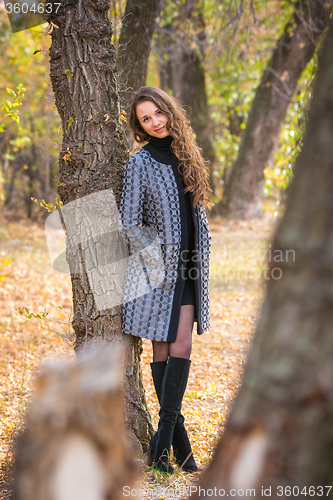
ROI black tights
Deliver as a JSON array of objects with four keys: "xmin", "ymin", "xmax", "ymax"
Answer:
[{"xmin": 152, "ymin": 305, "xmax": 195, "ymax": 361}]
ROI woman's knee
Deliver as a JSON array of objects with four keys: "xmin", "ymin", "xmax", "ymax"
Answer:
[
  {"xmin": 170, "ymin": 337, "xmax": 192, "ymax": 359},
  {"xmin": 152, "ymin": 341, "xmax": 169, "ymax": 362}
]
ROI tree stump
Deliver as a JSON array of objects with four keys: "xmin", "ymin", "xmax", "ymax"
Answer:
[{"xmin": 14, "ymin": 343, "xmax": 137, "ymax": 500}]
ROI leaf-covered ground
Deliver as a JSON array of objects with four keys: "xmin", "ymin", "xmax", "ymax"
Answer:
[{"xmin": 0, "ymin": 211, "xmax": 278, "ymax": 499}]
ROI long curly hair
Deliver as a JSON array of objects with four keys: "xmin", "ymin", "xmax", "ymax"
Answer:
[{"xmin": 129, "ymin": 86, "xmax": 213, "ymax": 209}]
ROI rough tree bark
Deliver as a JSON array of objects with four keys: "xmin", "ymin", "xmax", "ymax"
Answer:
[
  {"xmin": 216, "ymin": 0, "xmax": 332, "ymax": 219},
  {"xmin": 117, "ymin": 0, "xmax": 161, "ymax": 114},
  {"xmin": 46, "ymin": 0, "xmax": 153, "ymax": 453},
  {"xmin": 158, "ymin": 0, "xmax": 216, "ymax": 188},
  {"xmin": 192, "ymin": 17, "xmax": 333, "ymax": 498}
]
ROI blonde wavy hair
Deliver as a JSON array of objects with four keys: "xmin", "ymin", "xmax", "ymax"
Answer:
[{"xmin": 129, "ymin": 86, "xmax": 213, "ymax": 209}]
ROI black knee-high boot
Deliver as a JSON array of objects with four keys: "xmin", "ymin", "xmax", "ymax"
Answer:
[
  {"xmin": 146, "ymin": 360, "xmax": 166, "ymax": 467},
  {"xmin": 153, "ymin": 356, "xmax": 191, "ymax": 473},
  {"xmin": 172, "ymin": 413, "xmax": 198, "ymax": 472},
  {"xmin": 147, "ymin": 360, "xmax": 197, "ymax": 472}
]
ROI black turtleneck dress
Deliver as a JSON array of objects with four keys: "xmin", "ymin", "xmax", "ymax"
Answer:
[{"xmin": 143, "ymin": 135, "xmax": 198, "ymax": 341}]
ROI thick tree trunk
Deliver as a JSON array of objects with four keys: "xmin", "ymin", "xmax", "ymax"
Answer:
[
  {"xmin": 192, "ymin": 17, "xmax": 333, "ymax": 498},
  {"xmin": 217, "ymin": 0, "xmax": 332, "ymax": 219},
  {"xmin": 117, "ymin": 0, "xmax": 161, "ymax": 114},
  {"xmin": 46, "ymin": 0, "xmax": 153, "ymax": 453},
  {"xmin": 158, "ymin": 0, "xmax": 216, "ymax": 190}
]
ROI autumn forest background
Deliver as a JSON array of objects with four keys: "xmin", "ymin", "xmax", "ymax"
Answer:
[
  {"xmin": 1, "ymin": 0, "xmax": 333, "ymax": 498},
  {"xmin": 0, "ymin": 0, "xmax": 318, "ymax": 217}
]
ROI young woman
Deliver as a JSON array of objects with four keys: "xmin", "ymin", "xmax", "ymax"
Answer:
[{"xmin": 120, "ymin": 86, "xmax": 212, "ymax": 473}]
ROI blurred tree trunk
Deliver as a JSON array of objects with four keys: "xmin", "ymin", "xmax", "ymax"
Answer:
[
  {"xmin": 158, "ymin": 0, "xmax": 216, "ymax": 192},
  {"xmin": 117, "ymin": 0, "xmax": 161, "ymax": 120},
  {"xmin": 192, "ymin": 17, "xmax": 333, "ymax": 496},
  {"xmin": 4, "ymin": 162, "xmax": 20, "ymax": 208},
  {"xmin": 216, "ymin": 0, "xmax": 332, "ymax": 219},
  {"xmin": 25, "ymin": 120, "xmax": 41, "ymax": 218},
  {"xmin": 46, "ymin": 0, "xmax": 153, "ymax": 453},
  {"xmin": 24, "ymin": 146, "xmax": 36, "ymax": 219},
  {"xmin": 44, "ymin": 85, "xmax": 53, "ymax": 195}
]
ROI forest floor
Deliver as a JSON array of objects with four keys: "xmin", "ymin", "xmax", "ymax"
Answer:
[{"xmin": 0, "ymin": 207, "xmax": 279, "ymax": 499}]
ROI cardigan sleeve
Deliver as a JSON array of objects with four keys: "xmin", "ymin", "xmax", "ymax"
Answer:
[
  {"xmin": 119, "ymin": 154, "xmax": 165, "ymax": 288},
  {"xmin": 120, "ymin": 155, "xmax": 149, "ymax": 252}
]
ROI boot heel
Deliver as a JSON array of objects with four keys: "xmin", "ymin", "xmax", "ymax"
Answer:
[
  {"xmin": 146, "ymin": 445, "xmax": 154, "ymax": 466},
  {"xmin": 147, "ymin": 432, "xmax": 158, "ymax": 466}
]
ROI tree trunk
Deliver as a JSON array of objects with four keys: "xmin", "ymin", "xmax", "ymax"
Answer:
[
  {"xmin": 158, "ymin": 0, "xmax": 216, "ymax": 190},
  {"xmin": 46, "ymin": 0, "xmax": 153, "ymax": 453},
  {"xmin": 4, "ymin": 161, "xmax": 20, "ymax": 208},
  {"xmin": 117, "ymin": 0, "xmax": 161, "ymax": 116},
  {"xmin": 191, "ymin": 17, "xmax": 333, "ymax": 497},
  {"xmin": 217, "ymin": 0, "xmax": 332, "ymax": 219},
  {"xmin": 14, "ymin": 344, "xmax": 137, "ymax": 500},
  {"xmin": 25, "ymin": 121, "xmax": 40, "ymax": 219}
]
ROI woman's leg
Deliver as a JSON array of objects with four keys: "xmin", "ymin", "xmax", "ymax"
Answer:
[
  {"xmin": 150, "ymin": 304, "xmax": 194, "ymax": 404},
  {"xmin": 152, "ymin": 304, "xmax": 195, "ymax": 360},
  {"xmin": 168, "ymin": 304, "xmax": 197, "ymax": 471},
  {"xmin": 150, "ymin": 305, "xmax": 197, "ymax": 472},
  {"xmin": 169, "ymin": 305, "xmax": 195, "ymax": 359}
]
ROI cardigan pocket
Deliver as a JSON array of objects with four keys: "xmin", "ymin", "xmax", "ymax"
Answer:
[
  {"xmin": 202, "ymin": 217, "xmax": 211, "ymax": 239},
  {"xmin": 201, "ymin": 217, "xmax": 210, "ymax": 231}
]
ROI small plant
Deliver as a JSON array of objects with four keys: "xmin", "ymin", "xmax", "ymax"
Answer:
[
  {"xmin": 17, "ymin": 307, "xmax": 48, "ymax": 320},
  {"xmin": 0, "ymin": 84, "xmax": 25, "ymax": 124},
  {"xmin": 15, "ymin": 306, "xmax": 74, "ymax": 345},
  {"xmin": 31, "ymin": 197, "xmax": 63, "ymax": 213}
]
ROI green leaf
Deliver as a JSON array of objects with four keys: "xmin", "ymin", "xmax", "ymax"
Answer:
[{"xmin": 4, "ymin": 153, "xmax": 15, "ymax": 160}]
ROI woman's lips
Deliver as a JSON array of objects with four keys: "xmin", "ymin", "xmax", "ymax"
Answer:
[{"xmin": 155, "ymin": 126, "xmax": 165, "ymax": 133}]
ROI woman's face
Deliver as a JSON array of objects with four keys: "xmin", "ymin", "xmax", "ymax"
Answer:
[{"xmin": 136, "ymin": 100, "xmax": 169, "ymax": 138}]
